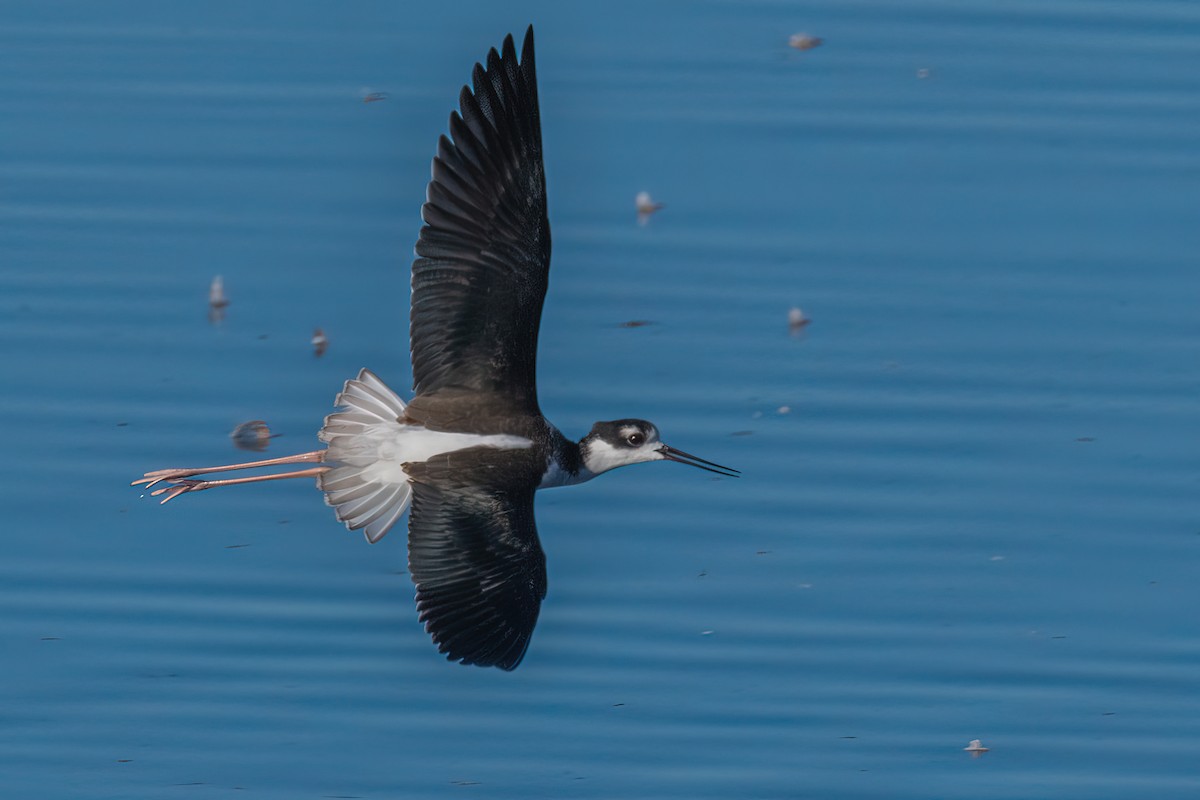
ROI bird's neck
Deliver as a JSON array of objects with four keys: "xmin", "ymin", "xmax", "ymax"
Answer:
[{"xmin": 537, "ymin": 434, "xmax": 591, "ymax": 489}]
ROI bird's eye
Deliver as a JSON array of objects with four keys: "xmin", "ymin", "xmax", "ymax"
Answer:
[{"xmin": 627, "ymin": 433, "xmax": 645, "ymax": 447}]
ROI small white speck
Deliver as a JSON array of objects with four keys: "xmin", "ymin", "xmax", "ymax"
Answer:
[
  {"xmin": 788, "ymin": 306, "xmax": 810, "ymax": 334},
  {"xmin": 635, "ymin": 191, "xmax": 665, "ymax": 224},
  {"xmin": 700, "ymin": 630, "xmax": 715, "ymax": 636},
  {"xmin": 990, "ymin": 555, "xmax": 1005, "ymax": 562},
  {"xmin": 777, "ymin": 406, "xmax": 791, "ymax": 415},
  {"xmin": 311, "ymin": 327, "xmax": 328, "ymax": 357},
  {"xmin": 208, "ymin": 275, "xmax": 229, "ymax": 323},
  {"xmin": 916, "ymin": 67, "xmax": 932, "ymax": 79},
  {"xmin": 964, "ymin": 739, "xmax": 989, "ymax": 757},
  {"xmin": 209, "ymin": 275, "xmax": 228, "ymax": 308}
]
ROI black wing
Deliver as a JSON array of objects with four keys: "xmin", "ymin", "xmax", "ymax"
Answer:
[
  {"xmin": 410, "ymin": 26, "xmax": 549, "ymax": 418},
  {"xmin": 405, "ymin": 446, "xmax": 547, "ymax": 670}
]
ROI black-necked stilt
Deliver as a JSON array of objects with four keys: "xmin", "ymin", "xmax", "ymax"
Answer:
[{"xmin": 134, "ymin": 27, "xmax": 737, "ymax": 670}]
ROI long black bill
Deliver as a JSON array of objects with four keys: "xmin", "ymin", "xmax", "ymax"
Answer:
[{"xmin": 658, "ymin": 445, "xmax": 740, "ymax": 477}]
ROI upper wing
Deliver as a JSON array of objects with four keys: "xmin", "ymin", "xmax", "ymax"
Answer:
[
  {"xmin": 405, "ymin": 446, "xmax": 547, "ymax": 670},
  {"xmin": 410, "ymin": 26, "xmax": 550, "ymax": 417}
]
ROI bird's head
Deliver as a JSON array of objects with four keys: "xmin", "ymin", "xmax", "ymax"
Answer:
[{"xmin": 579, "ymin": 420, "xmax": 739, "ymax": 478}]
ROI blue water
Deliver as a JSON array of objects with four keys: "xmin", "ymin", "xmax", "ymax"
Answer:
[{"xmin": 3, "ymin": 1, "xmax": 1199, "ymax": 797}]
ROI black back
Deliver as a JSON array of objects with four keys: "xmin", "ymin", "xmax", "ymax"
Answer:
[{"xmin": 410, "ymin": 26, "xmax": 550, "ymax": 421}]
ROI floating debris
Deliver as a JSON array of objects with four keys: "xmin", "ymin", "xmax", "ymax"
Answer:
[
  {"xmin": 361, "ymin": 90, "xmax": 389, "ymax": 103},
  {"xmin": 230, "ymin": 420, "xmax": 276, "ymax": 452},
  {"xmin": 788, "ymin": 33, "xmax": 823, "ymax": 51},
  {"xmin": 312, "ymin": 327, "xmax": 328, "ymax": 357},
  {"xmin": 618, "ymin": 320, "xmax": 654, "ymax": 328},
  {"xmin": 209, "ymin": 275, "xmax": 229, "ymax": 308},
  {"xmin": 916, "ymin": 67, "xmax": 932, "ymax": 79},
  {"xmin": 964, "ymin": 739, "xmax": 990, "ymax": 758},
  {"xmin": 636, "ymin": 191, "xmax": 665, "ymax": 225},
  {"xmin": 208, "ymin": 275, "xmax": 229, "ymax": 324},
  {"xmin": 788, "ymin": 306, "xmax": 810, "ymax": 334}
]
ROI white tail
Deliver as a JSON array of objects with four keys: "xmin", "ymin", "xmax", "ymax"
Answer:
[{"xmin": 318, "ymin": 369, "xmax": 412, "ymax": 544}]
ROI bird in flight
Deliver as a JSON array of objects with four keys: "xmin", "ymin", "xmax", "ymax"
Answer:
[{"xmin": 133, "ymin": 26, "xmax": 737, "ymax": 670}]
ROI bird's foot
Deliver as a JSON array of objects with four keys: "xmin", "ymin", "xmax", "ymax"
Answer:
[
  {"xmin": 131, "ymin": 468, "xmax": 205, "ymax": 490},
  {"xmin": 147, "ymin": 479, "xmax": 212, "ymax": 505}
]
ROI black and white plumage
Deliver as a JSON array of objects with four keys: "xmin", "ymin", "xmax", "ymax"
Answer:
[
  {"xmin": 407, "ymin": 447, "xmax": 547, "ymax": 671},
  {"xmin": 409, "ymin": 27, "xmax": 548, "ymax": 422},
  {"xmin": 133, "ymin": 26, "xmax": 736, "ymax": 671}
]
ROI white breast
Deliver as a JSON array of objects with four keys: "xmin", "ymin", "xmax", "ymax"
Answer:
[
  {"xmin": 329, "ymin": 422, "xmax": 532, "ymax": 478},
  {"xmin": 539, "ymin": 456, "xmax": 598, "ymax": 489}
]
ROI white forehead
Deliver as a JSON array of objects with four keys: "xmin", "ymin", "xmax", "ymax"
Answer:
[{"xmin": 618, "ymin": 423, "xmax": 659, "ymax": 440}]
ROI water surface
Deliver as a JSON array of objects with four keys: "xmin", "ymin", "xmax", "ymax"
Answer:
[{"xmin": 2, "ymin": 1, "xmax": 1199, "ymax": 797}]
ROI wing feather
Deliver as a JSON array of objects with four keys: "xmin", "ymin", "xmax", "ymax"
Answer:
[
  {"xmin": 405, "ymin": 446, "xmax": 547, "ymax": 670},
  {"xmin": 410, "ymin": 26, "xmax": 550, "ymax": 419}
]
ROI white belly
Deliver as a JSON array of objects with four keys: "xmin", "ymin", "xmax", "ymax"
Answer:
[
  {"xmin": 327, "ymin": 422, "xmax": 533, "ymax": 483},
  {"xmin": 320, "ymin": 419, "xmax": 534, "ymax": 543},
  {"xmin": 317, "ymin": 368, "xmax": 538, "ymax": 544},
  {"xmin": 317, "ymin": 368, "xmax": 542, "ymax": 544}
]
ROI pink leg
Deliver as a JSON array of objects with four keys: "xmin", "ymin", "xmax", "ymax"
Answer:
[
  {"xmin": 151, "ymin": 466, "xmax": 331, "ymax": 504},
  {"xmin": 132, "ymin": 450, "xmax": 325, "ymax": 489}
]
